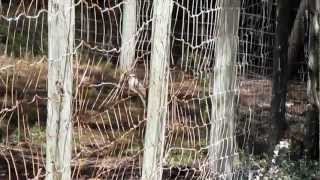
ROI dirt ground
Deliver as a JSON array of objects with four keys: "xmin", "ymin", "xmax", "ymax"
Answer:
[{"xmin": 0, "ymin": 56, "xmax": 311, "ymax": 179}]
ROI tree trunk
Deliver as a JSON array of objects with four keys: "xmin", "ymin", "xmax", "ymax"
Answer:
[
  {"xmin": 46, "ymin": 0, "xmax": 74, "ymax": 180},
  {"xmin": 209, "ymin": 0, "xmax": 240, "ymax": 179},
  {"xmin": 119, "ymin": 0, "xmax": 137, "ymax": 71},
  {"xmin": 304, "ymin": 0, "xmax": 320, "ymax": 160},
  {"xmin": 141, "ymin": 0, "xmax": 173, "ymax": 179},
  {"xmin": 318, "ymin": 0, "xmax": 320, "ymax": 161},
  {"xmin": 287, "ymin": 0, "xmax": 307, "ymax": 79},
  {"xmin": 269, "ymin": 0, "xmax": 292, "ymax": 155}
]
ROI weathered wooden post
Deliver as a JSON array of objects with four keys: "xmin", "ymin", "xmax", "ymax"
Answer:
[
  {"xmin": 141, "ymin": 0, "xmax": 173, "ymax": 179},
  {"xmin": 209, "ymin": 0, "xmax": 240, "ymax": 179},
  {"xmin": 46, "ymin": 0, "xmax": 74, "ymax": 180},
  {"xmin": 119, "ymin": 0, "xmax": 137, "ymax": 71}
]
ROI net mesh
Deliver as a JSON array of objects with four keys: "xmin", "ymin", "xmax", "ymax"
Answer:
[{"xmin": 0, "ymin": 0, "xmax": 311, "ymax": 179}]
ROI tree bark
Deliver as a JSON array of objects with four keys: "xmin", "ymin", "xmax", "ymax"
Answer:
[
  {"xmin": 304, "ymin": 0, "xmax": 320, "ymax": 160},
  {"xmin": 269, "ymin": 0, "xmax": 292, "ymax": 154},
  {"xmin": 287, "ymin": 0, "xmax": 307, "ymax": 79}
]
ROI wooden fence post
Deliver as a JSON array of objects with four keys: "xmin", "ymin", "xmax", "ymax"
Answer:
[
  {"xmin": 141, "ymin": 0, "xmax": 173, "ymax": 179},
  {"xmin": 46, "ymin": 0, "xmax": 74, "ymax": 179},
  {"xmin": 119, "ymin": 0, "xmax": 137, "ymax": 71},
  {"xmin": 209, "ymin": 0, "xmax": 240, "ymax": 179}
]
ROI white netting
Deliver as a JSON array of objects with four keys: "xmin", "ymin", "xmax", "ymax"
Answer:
[{"xmin": 0, "ymin": 0, "xmax": 312, "ymax": 179}]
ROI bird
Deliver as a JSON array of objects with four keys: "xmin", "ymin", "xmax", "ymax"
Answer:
[{"xmin": 127, "ymin": 73, "xmax": 147, "ymax": 108}]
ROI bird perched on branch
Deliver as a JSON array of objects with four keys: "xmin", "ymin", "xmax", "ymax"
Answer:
[{"xmin": 127, "ymin": 73, "xmax": 147, "ymax": 108}]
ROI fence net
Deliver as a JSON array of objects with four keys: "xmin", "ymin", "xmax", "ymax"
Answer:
[{"xmin": 0, "ymin": 0, "xmax": 311, "ymax": 179}]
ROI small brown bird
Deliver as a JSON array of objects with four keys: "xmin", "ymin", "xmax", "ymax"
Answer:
[{"xmin": 127, "ymin": 73, "xmax": 147, "ymax": 108}]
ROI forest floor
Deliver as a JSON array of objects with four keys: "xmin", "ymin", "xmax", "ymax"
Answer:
[{"xmin": 0, "ymin": 55, "xmax": 311, "ymax": 179}]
